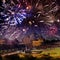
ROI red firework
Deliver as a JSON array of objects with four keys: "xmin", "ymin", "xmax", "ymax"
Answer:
[{"xmin": 48, "ymin": 26, "xmax": 58, "ymax": 36}]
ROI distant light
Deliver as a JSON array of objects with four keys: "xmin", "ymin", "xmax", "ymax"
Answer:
[
  {"xmin": 18, "ymin": 4, "xmax": 21, "ymax": 8},
  {"xmin": 26, "ymin": 5, "xmax": 32, "ymax": 11},
  {"xmin": 39, "ymin": 20, "xmax": 44, "ymax": 22},
  {"xmin": 34, "ymin": 25, "xmax": 38, "ymax": 27},
  {"xmin": 47, "ymin": 20, "xmax": 54, "ymax": 23},
  {"xmin": 57, "ymin": 19, "xmax": 60, "ymax": 22},
  {"xmin": 46, "ymin": 16, "xmax": 50, "ymax": 18},
  {"xmin": 11, "ymin": 12, "xmax": 15, "ymax": 15},
  {"xmin": 6, "ymin": 17, "xmax": 10, "ymax": 21},
  {"xmin": 23, "ymin": 29, "xmax": 26, "ymax": 32},
  {"xmin": 29, "ymin": 21, "xmax": 32, "ymax": 25},
  {"xmin": 32, "ymin": 21, "xmax": 35, "ymax": 23}
]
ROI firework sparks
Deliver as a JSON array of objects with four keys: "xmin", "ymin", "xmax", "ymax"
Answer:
[{"xmin": 0, "ymin": 0, "xmax": 60, "ymax": 41}]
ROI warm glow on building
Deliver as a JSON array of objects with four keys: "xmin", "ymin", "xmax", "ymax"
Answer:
[{"xmin": 32, "ymin": 39, "xmax": 43, "ymax": 47}]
